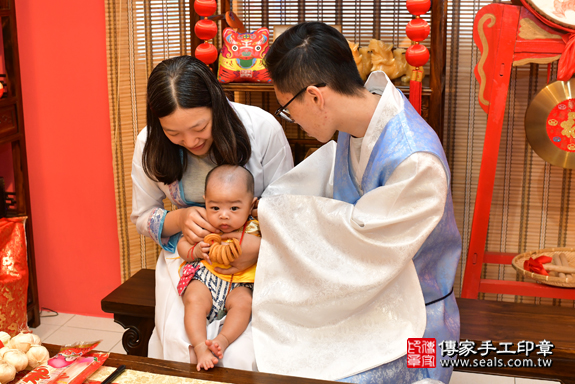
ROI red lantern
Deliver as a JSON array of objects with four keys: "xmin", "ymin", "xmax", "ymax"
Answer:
[
  {"xmin": 194, "ymin": 0, "xmax": 218, "ymax": 65},
  {"xmin": 406, "ymin": 18, "xmax": 430, "ymax": 42},
  {"xmin": 405, "ymin": 44, "xmax": 429, "ymax": 68},
  {"xmin": 194, "ymin": 0, "xmax": 217, "ymax": 17},
  {"xmin": 195, "ymin": 42, "xmax": 218, "ymax": 65},
  {"xmin": 406, "ymin": 0, "xmax": 429, "ymax": 115},
  {"xmin": 406, "ymin": 0, "xmax": 430, "ymax": 16},
  {"xmin": 194, "ymin": 19, "xmax": 218, "ymax": 41}
]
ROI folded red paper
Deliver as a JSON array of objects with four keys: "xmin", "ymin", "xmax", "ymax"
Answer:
[{"xmin": 523, "ymin": 255, "xmax": 553, "ymax": 276}]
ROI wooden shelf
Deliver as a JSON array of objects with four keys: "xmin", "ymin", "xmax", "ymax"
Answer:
[
  {"xmin": 0, "ymin": 132, "xmax": 20, "ymax": 146},
  {"xmin": 0, "ymin": 95, "xmax": 16, "ymax": 107},
  {"xmin": 221, "ymin": 83, "xmax": 274, "ymax": 92},
  {"xmin": 220, "ymin": 76, "xmax": 433, "ymax": 165},
  {"xmin": 395, "ymin": 75, "xmax": 433, "ymax": 96},
  {"xmin": 194, "ymin": 1, "xmax": 447, "ymax": 140},
  {"xmin": 0, "ymin": 0, "xmax": 40, "ymax": 328},
  {"xmin": 5, "ymin": 212, "xmax": 27, "ymax": 219},
  {"xmin": 221, "ymin": 77, "xmax": 432, "ymax": 96}
]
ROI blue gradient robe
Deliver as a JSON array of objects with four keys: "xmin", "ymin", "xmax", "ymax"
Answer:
[{"xmin": 336, "ymin": 76, "xmax": 461, "ymax": 384}]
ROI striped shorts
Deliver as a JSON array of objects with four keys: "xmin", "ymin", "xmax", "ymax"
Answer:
[{"xmin": 188, "ymin": 263, "xmax": 253, "ymax": 323}]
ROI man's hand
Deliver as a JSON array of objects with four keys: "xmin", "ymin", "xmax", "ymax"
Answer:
[{"xmin": 214, "ymin": 233, "xmax": 260, "ymax": 274}]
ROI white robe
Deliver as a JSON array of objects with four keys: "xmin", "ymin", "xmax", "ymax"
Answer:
[
  {"xmin": 131, "ymin": 102, "xmax": 294, "ymax": 367},
  {"xmin": 252, "ymin": 74, "xmax": 448, "ymax": 381}
]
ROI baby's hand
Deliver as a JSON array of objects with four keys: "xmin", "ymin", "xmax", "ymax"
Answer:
[{"xmin": 193, "ymin": 241, "xmax": 212, "ymax": 264}]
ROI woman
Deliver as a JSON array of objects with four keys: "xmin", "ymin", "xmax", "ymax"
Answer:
[{"xmin": 131, "ymin": 56, "xmax": 293, "ymax": 368}]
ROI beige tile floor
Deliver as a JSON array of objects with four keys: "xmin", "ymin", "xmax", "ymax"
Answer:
[
  {"xmin": 31, "ymin": 311, "xmax": 126, "ymax": 355},
  {"xmin": 30, "ymin": 311, "xmax": 559, "ymax": 384}
]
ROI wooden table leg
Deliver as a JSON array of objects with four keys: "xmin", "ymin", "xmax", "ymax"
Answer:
[{"xmin": 114, "ymin": 314, "xmax": 155, "ymax": 357}]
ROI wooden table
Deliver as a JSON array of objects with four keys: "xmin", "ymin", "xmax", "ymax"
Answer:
[
  {"xmin": 103, "ymin": 270, "xmax": 575, "ymax": 383},
  {"xmin": 44, "ymin": 344, "xmax": 337, "ymax": 384},
  {"xmin": 456, "ymin": 298, "xmax": 575, "ymax": 383}
]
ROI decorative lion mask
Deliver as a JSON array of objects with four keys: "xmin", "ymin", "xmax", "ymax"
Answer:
[{"xmin": 217, "ymin": 27, "xmax": 271, "ymax": 83}]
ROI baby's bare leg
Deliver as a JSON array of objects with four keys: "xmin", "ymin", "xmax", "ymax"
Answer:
[
  {"xmin": 206, "ymin": 286, "xmax": 252, "ymax": 359},
  {"xmin": 183, "ymin": 280, "xmax": 218, "ymax": 371}
]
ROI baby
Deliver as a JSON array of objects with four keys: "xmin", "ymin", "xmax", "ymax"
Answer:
[{"xmin": 176, "ymin": 164, "xmax": 259, "ymax": 371}]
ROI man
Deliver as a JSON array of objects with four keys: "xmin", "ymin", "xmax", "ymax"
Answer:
[{"xmin": 252, "ymin": 22, "xmax": 461, "ymax": 383}]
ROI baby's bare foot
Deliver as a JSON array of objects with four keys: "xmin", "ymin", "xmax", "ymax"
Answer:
[
  {"xmin": 193, "ymin": 343, "xmax": 218, "ymax": 371},
  {"xmin": 206, "ymin": 334, "xmax": 230, "ymax": 360}
]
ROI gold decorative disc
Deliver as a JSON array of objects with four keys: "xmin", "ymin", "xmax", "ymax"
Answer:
[
  {"xmin": 522, "ymin": 0, "xmax": 575, "ymax": 31},
  {"xmin": 525, "ymin": 79, "xmax": 575, "ymax": 169}
]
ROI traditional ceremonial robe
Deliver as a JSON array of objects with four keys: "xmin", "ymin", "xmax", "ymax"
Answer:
[
  {"xmin": 131, "ymin": 102, "xmax": 293, "ymax": 367},
  {"xmin": 253, "ymin": 72, "xmax": 461, "ymax": 383}
]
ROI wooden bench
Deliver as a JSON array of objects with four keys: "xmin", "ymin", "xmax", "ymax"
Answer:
[
  {"xmin": 101, "ymin": 269, "xmax": 155, "ymax": 357},
  {"xmin": 102, "ymin": 269, "xmax": 575, "ymax": 383}
]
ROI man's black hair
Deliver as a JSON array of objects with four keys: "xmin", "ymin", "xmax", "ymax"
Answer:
[{"xmin": 265, "ymin": 22, "xmax": 365, "ymax": 98}]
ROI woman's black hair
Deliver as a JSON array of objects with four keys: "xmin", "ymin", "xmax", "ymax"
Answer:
[
  {"xmin": 265, "ymin": 22, "xmax": 365, "ymax": 99},
  {"xmin": 142, "ymin": 55, "xmax": 251, "ymax": 184}
]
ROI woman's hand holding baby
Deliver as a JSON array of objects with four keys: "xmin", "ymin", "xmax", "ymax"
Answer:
[
  {"xmin": 179, "ymin": 206, "xmax": 219, "ymax": 244},
  {"xmin": 162, "ymin": 206, "xmax": 217, "ymax": 242}
]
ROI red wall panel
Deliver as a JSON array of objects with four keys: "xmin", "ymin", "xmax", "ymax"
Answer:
[{"xmin": 15, "ymin": 0, "xmax": 120, "ymax": 317}]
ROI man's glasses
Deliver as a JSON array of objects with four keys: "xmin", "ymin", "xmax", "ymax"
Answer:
[{"xmin": 274, "ymin": 83, "xmax": 327, "ymax": 123}]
